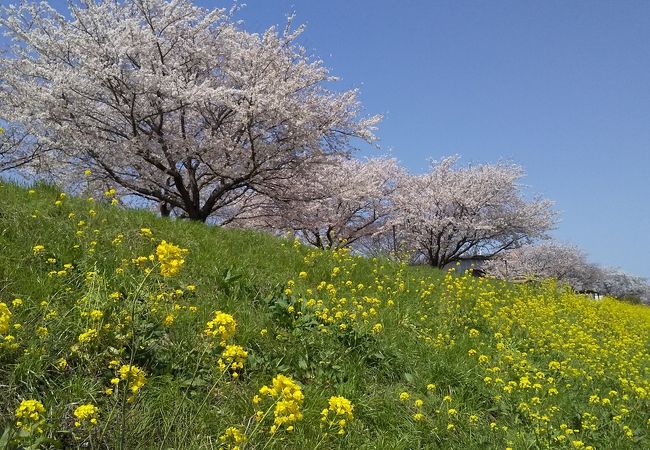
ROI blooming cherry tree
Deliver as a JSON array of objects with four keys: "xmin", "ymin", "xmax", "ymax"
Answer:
[
  {"xmin": 486, "ymin": 242, "xmax": 650, "ymax": 302},
  {"xmin": 0, "ymin": 119, "xmax": 46, "ymax": 171},
  {"xmin": 232, "ymin": 156, "xmax": 403, "ymax": 249},
  {"xmin": 484, "ymin": 241, "xmax": 603, "ymax": 291},
  {"xmin": 0, "ymin": 125, "xmax": 40, "ymax": 171},
  {"xmin": 391, "ymin": 157, "xmax": 556, "ymax": 268},
  {"xmin": 0, "ymin": 0, "xmax": 379, "ymax": 221},
  {"xmin": 598, "ymin": 268, "xmax": 650, "ymax": 303}
]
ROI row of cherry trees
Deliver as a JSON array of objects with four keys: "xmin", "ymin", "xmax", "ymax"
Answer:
[
  {"xmin": 484, "ymin": 242, "xmax": 650, "ymax": 303},
  {"xmin": 0, "ymin": 0, "xmax": 647, "ymax": 299},
  {"xmin": 0, "ymin": 0, "xmax": 556, "ymax": 269},
  {"xmin": 228, "ymin": 155, "xmax": 556, "ymax": 268}
]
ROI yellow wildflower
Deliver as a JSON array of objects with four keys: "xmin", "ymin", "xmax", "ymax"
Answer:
[
  {"xmin": 204, "ymin": 311, "xmax": 237, "ymax": 344},
  {"xmin": 156, "ymin": 240, "xmax": 188, "ymax": 277},
  {"xmin": 117, "ymin": 364, "xmax": 147, "ymax": 397},
  {"xmin": 73, "ymin": 403, "xmax": 99, "ymax": 427},
  {"xmin": 258, "ymin": 374, "xmax": 304, "ymax": 433},
  {"xmin": 15, "ymin": 399, "xmax": 45, "ymax": 433},
  {"xmin": 0, "ymin": 303, "xmax": 11, "ymax": 334},
  {"xmin": 77, "ymin": 328, "xmax": 98, "ymax": 344},
  {"xmin": 219, "ymin": 426, "xmax": 246, "ymax": 449},
  {"xmin": 218, "ymin": 344, "xmax": 248, "ymax": 376}
]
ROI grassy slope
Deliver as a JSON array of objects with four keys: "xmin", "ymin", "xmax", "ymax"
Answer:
[{"xmin": 0, "ymin": 182, "xmax": 649, "ymax": 450}]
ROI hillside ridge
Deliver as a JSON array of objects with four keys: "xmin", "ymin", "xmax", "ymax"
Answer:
[{"xmin": 0, "ymin": 182, "xmax": 649, "ymax": 450}]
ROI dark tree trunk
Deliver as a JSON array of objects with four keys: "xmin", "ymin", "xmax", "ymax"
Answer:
[{"xmin": 160, "ymin": 202, "xmax": 171, "ymax": 217}]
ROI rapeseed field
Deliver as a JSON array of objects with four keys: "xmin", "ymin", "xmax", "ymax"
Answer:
[{"xmin": 0, "ymin": 182, "xmax": 648, "ymax": 449}]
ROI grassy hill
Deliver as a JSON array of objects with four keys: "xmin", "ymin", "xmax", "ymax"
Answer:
[{"xmin": 0, "ymin": 181, "xmax": 649, "ymax": 449}]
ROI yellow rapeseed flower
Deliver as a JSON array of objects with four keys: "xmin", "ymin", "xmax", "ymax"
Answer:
[
  {"xmin": 156, "ymin": 240, "xmax": 188, "ymax": 277},
  {"xmin": 15, "ymin": 399, "xmax": 45, "ymax": 433},
  {"xmin": 0, "ymin": 302, "xmax": 11, "ymax": 334},
  {"xmin": 218, "ymin": 344, "xmax": 248, "ymax": 377},
  {"xmin": 219, "ymin": 426, "xmax": 246, "ymax": 449},
  {"xmin": 320, "ymin": 395, "xmax": 354, "ymax": 435},
  {"xmin": 204, "ymin": 311, "xmax": 237, "ymax": 344},
  {"xmin": 258, "ymin": 374, "xmax": 304, "ymax": 433},
  {"xmin": 77, "ymin": 328, "xmax": 98, "ymax": 344},
  {"xmin": 73, "ymin": 403, "xmax": 99, "ymax": 427}
]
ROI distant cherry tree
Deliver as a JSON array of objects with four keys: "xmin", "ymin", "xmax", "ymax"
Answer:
[
  {"xmin": 484, "ymin": 241, "xmax": 603, "ymax": 291},
  {"xmin": 598, "ymin": 268, "xmax": 650, "ymax": 303},
  {"xmin": 391, "ymin": 157, "xmax": 556, "ymax": 268},
  {"xmin": 232, "ymin": 156, "xmax": 402, "ymax": 249},
  {"xmin": 486, "ymin": 243, "xmax": 650, "ymax": 302},
  {"xmin": 0, "ymin": 0, "xmax": 379, "ymax": 221}
]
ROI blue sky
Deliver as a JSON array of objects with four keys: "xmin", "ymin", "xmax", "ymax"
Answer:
[
  {"xmin": 233, "ymin": 0, "xmax": 650, "ymax": 278},
  {"xmin": 5, "ymin": 1, "xmax": 650, "ymax": 278}
]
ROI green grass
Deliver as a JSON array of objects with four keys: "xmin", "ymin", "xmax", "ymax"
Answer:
[{"xmin": 0, "ymin": 181, "xmax": 649, "ymax": 450}]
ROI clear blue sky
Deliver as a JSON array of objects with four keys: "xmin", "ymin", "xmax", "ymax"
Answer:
[
  {"xmin": 234, "ymin": 0, "xmax": 650, "ymax": 279},
  {"xmin": 7, "ymin": 1, "xmax": 650, "ymax": 278}
]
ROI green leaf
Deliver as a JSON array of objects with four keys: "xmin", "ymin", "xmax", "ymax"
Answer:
[{"xmin": 0, "ymin": 427, "xmax": 10, "ymax": 450}]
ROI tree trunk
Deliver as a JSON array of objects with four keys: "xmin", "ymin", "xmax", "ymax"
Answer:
[{"xmin": 160, "ymin": 202, "xmax": 171, "ymax": 217}]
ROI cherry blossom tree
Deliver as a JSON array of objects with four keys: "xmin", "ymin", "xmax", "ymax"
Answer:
[
  {"xmin": 231, "ymin": 156, "xmax": 403, "ymax": 249},
  {"xmin": 486, "ymin": 243, "xmax": 650, "ymax": 302},
  {"xmin": 0, "ymin": 125, "xmax": 38, "ymax": 171},
  {"xmin": 391, "ymin": 157, "xmax": 556, "ymax": 268},
  {"xmin": 598, "ymin": 268, "xmax": 650, "ymax": 303},
  {"xmin": 0, "ymin": 61, "xmax": 48, "ymax": 172},
  {"xmin": 0, "ymin": 0, "xmax": 379, "ymax": 221},
  {"xmin": 484, "ymin": 241, "xmax": 603, "ymax": 291}
]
